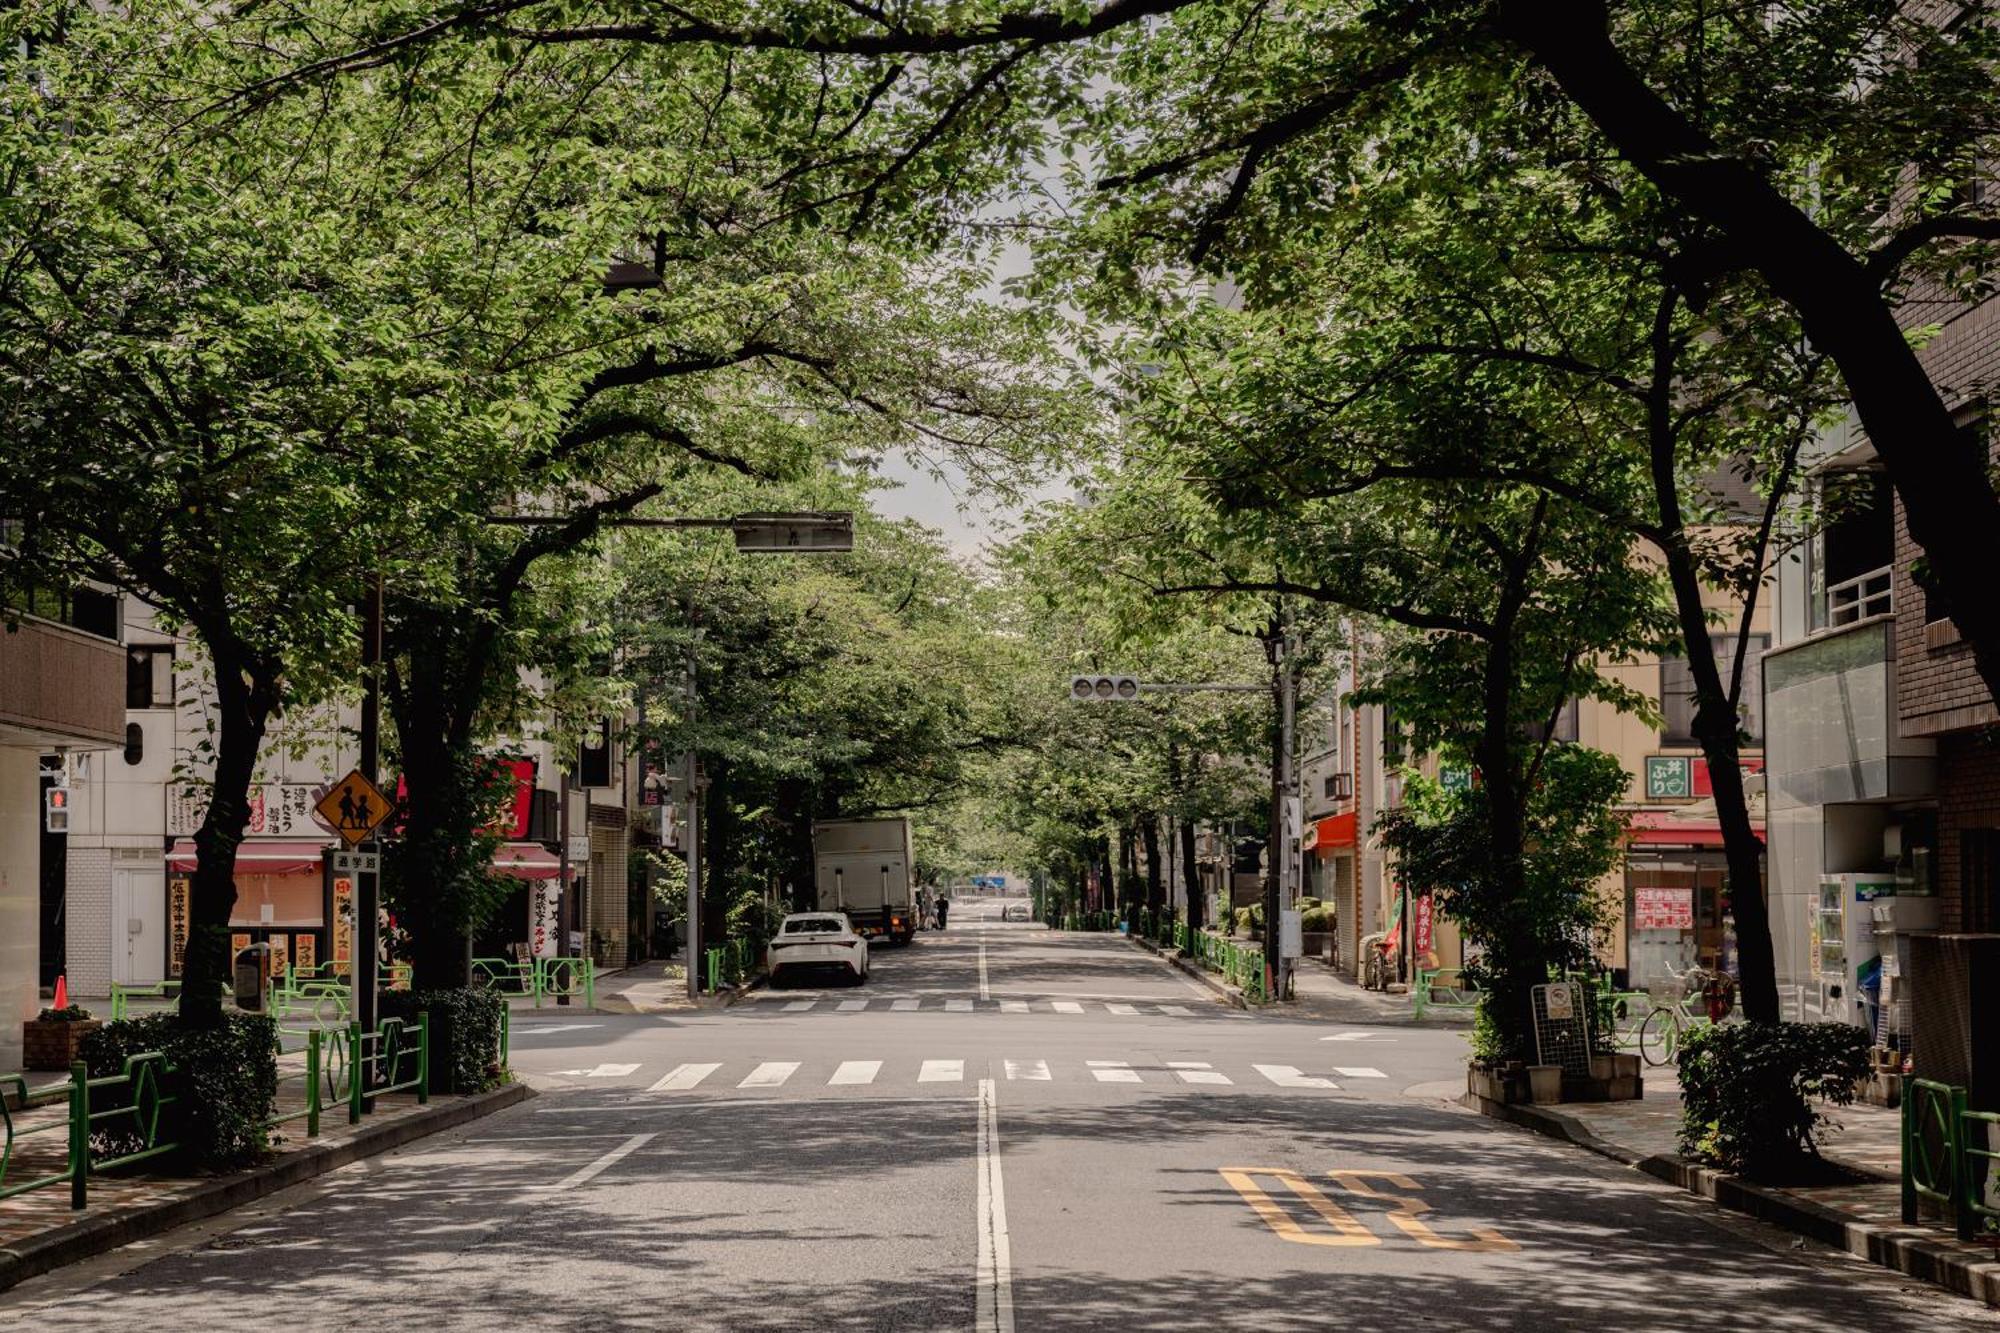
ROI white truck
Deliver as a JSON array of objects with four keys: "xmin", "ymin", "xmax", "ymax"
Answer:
[{"xmin": 813, "ymin": 817, "xmax": 916, "ymax": 946}]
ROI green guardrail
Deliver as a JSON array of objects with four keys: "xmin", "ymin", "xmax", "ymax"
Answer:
[
  {"xmin": 473, "ymin": 957, "xmax": 536, "ymax": 995},
  {"xmin": 1413, "ymin": 966, "xmax": 1478, "ymax": 1021},
  {"xmin": 266, "ymin": 1027, "xmax": 326, "ymax": 1140},
  {"xmin": 534, "ymin": 957, "xmax": 596, "ymax": 1008},
  {"xmin": 347, "ymin": 1014, "xmax": 429, "ymax": 1124},
  {"xmin": 0, "ymin": 1067, "xmax": 85, "ymax": 1207},
  {"xmin": 700, "ymin": 939, "xmax": 765, "ymax": 993},
  {"xmin": 0, "ymin": 1050, "xmax": 184, "ymax": 1211},
  {"xmin": 1901, "ymin": 1078, "xmax": 2000, "ymax": 1241}
]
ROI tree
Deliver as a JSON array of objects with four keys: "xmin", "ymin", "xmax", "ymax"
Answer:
[{"xmin": 261, "ymin": 1, "xmax": 2000, "ymax": 715}]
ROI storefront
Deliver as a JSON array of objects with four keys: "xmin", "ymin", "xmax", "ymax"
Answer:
[
  {"xmin": 1622, "ymin": 809, "xmax": 1760, "ymax": 995},
  {"xmin": 165, "ymin": 839, "xmax": 333, "ymax": 979},
  {"xmin": 1309, "ymin": 813, "xmax": 1359, "ymax": 971}
]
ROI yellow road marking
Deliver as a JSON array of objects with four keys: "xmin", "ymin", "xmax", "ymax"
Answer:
[
  {"xmin": 1218, "ymin": 1168, "xmax": 1380, "ymax": 1247},
  {"xmin": 1327, "ymin": 1171, "xmax": 1520, "ymax": 1253}
]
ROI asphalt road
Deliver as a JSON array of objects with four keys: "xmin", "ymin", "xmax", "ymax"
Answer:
[{"xmin": 6, "ymin": 896, "xmax": 1992, "ymax": 1331}]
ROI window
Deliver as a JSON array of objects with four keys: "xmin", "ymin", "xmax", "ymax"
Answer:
[
  {"xmin": 125, "ymin": 645, "xmax": 174, "ymax": 709},
  {"xmin": 783, "ymin": 917, "xmax": 845, "ymax": 935},
  {"xmin": 1660, "ymin": 636, "xmax": 1768, "ymax": 745},
  {"xmin": 123, "ymin": 722, "xmax": 144, "ymax": 766},
  {"xmin": 1526, "ymin": 698, "xmax": 1579, "ymax": 745},
  {"xmin": 1809, "ymin": 470, "xmax": 1893, "ymax": 630}
]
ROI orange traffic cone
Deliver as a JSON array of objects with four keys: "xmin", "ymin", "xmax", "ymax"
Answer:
[{"xmin": 53, "ymin": 973, "xmax": 69, "ymax": 1010}]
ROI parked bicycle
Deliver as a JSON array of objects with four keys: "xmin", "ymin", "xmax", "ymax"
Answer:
[{"xmin": 1636, "ymin": 962, "xmax": 1738, "ymax": 1066}]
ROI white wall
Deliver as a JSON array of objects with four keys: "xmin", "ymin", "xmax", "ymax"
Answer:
[{"xmin": 0, "ymin": 752, "xmax": 40, "ymax": 1070}]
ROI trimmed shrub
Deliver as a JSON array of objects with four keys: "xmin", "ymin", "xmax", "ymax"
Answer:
[
  {"xmin": 80, "ymin": 1011, "xmax": 277, "ymax": 1170},
  {"xmin": 1300, "ymin": 906, "xmax": 1331, "ymax": 933},
  {"xmin": 1677, "ymin": 1021, "xmax": 1871, "ymax": 1179},
  {"xmin": 381, "ymin": 987, "xmax": 506, "ymax": 1094}
]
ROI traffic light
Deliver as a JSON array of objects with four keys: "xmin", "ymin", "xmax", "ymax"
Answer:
[
  {"xmin": 44, "ymin": 785, "xmax": 70, "ymax": 833},
  {"xmin": 1069, "ymin": 675, "xmax": 1142, "ymax": 702}
]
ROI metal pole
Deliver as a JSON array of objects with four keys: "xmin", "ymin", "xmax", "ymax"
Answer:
[
  {"xmin": 1263, "ymin": 615, "xmax": 1284, "ymax": 999},
  {"xmin": 1279, "ymin": 626, "xmax": 1298, "ymax": 1001},
  {"xmin": 684, "ymin": 605, "xmax": 703, "ymax": 1002},
  {"xmin": 556, "ymin": 765, "xmax": 571, "ymax": 1004},
  {"xmin": 356, "ymin": 573, "xmax": 381, "ymax": 1042}
]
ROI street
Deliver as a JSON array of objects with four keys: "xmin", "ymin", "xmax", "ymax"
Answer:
[{"xmin": 1, "ymin": 899, "xmax": 1988, "ymax": 1331}]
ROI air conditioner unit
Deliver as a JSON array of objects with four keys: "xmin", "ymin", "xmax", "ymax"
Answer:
[
  {"xmin": 1324, "ymin": 772, "xmax": 1353, "ymax": 801},
  {"xmin": 1908, "ymin": 933, "xmax": 2000, "ymax": 1111}
]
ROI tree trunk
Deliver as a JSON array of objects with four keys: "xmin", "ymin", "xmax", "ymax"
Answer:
[
  {"xmin": 1180, "ymin": 813, "xmax": 1202, "ymax": 936},
  {"xmin": 1506, "ymin": 1, "xmax": 2000, "ymax": 711},
  {"xmin": 1142, "ymin": 815, "xmax": 1164, "ymax": 916},
  {"xmin": 181, "ymin": 646, "xmax": 276, "ymax": 1026}
]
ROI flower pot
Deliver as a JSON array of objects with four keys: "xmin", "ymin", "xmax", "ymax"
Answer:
[
  {"xmin": 1527, "ymin": 1064, "xmax": 1563, "ymax": 1105},
  {"xmin": 23, "ymin": 1017, "xmax": 101, "ymax": 1071}
]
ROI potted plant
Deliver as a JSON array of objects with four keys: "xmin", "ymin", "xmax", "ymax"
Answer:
[{"xmin": 23, "ymin": 1004, "xmax": 101, "ymax": 1071}]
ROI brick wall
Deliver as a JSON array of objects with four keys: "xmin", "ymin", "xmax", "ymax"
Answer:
[
  {"xmin": 64, "ymin": 848, "xmax": 113, "ymax": 999},
  {"xmin": 1936, "ymin": 731, "xmax": 2000, "ymax": 933},
  {"xmin": 1894, "ymin": 288, "xmax": 2000, "ymax": 738}
]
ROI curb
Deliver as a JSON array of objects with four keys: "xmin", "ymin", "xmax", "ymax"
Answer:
[
  {"xmin": 1121, "ymin": 934, "xmax": 1248, "ymax": 1011},
  {"xmin": 0, "ymin": 1081, "xmax": 533, "ymax": 1294},
  {"xmin": 1463, "ymin": 1091, "xmax": 2000, "ymax": 1308}
]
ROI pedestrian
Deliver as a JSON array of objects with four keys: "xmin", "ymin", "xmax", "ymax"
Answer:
[
  {"xmin": 934, "ymin": 890, "xmax": 950, "ymax": 931},
  {"xmin": 915, "ymin": 886, "xmax": 930, "ymax": 931}
]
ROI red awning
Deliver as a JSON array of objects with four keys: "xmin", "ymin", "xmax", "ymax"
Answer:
[
  {"xmin": 1311, "ymin": 812, "xmax": 1358, "ymax": 854},
  {"xmin": 166, "ymin": 840, "xmax": 329, "ymax": 875},
  {"xmin": 493, "ymin": 842, "xmax": 575, "ymax": 881},
  {"xmin": 1625, "ymin": 810, "xmax": 1763, "ymax": 849}
]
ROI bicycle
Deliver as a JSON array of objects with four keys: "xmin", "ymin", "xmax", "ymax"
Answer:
[{"xmin": 1636, "ymin": 963, "xmax": 1738, "ymax": 1067}]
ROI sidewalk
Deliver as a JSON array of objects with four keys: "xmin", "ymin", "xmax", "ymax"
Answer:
[
  {"xmin": 1472, "ymin": 1071, "xmax": 2000, "ymax": 1308},
  {"xmin": 1124, "ymin": 932, "xmax": 1472, "ymax": 1027},
  {"xmin": 0, "ymin": 1072, "xmax": 528, "ymax": 1292}
]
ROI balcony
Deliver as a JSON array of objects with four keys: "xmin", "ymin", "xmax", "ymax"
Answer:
[
  {"xmin": 0, "ymin": 615, "xmax": 125, "ymax": 749},
  {"xmin": 1826, "ymin": 564, "xmax": 1892, "ymax": 629},
  {"xmin": 1763, "ymin": 616, "xmax": 1933, "ymax": 810}
]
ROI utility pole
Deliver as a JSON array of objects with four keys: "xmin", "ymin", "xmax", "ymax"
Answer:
[
  {"xmin": 683, "ymin": 602, "xmax": 704, "ymax": 1002},
  {"xmin": 1262, "ymin": 611, "xmax": 1285, "ymax": 1000},
  {"xmin": 555, "ymin": 765, "xmax": 571, "ymax": 1004},
  {"xmin": 356, "ymin": 573, "xmax": 382, "ymax": 1042}
]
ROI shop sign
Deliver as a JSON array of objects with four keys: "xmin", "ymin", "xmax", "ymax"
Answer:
[
  {"xmin": 332, "ymin": 876, "xmax": 354, "ymax": 969},
  {"xmin": 1413, "ymin": 894, "xmax": 1435, "ymax": 954},
  {"xmin": 532, "ymin": 881, "xmax": 561, "ymax": 959},
  {"xmin": 169, "ymin": 782, "xmax": 323, "ymax": 837},
  {"xmin": 1438, "ymin": 766, "xmax": 1473, "ymax": 793},
  {"xmin": 1633, "ymin": 886, "xmax": 1695, "ymax": 931},
  {"xmin": 294, "ymin": 933, "xmax": 316, "ymax": 971},
  {"xmin": 168, "ymin": 877, "xmax": 190, "ymax": 978},
  {"xmin": 1644, "ymin": 757, "xmax": 1692, "ymax": 799},
  {"xmin": 230, "ymin": 932, "xmax": 252, "ymax": 960}
]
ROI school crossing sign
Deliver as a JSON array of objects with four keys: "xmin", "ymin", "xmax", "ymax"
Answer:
[{"xmin": 315, "ymin": 769, "xmax": 393, "ymax": 848}]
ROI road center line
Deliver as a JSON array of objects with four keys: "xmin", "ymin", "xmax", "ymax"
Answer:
[
  {"xmin": 978, "ymin": 943, "xmax": 990, "ymax": 1001},
  {"xmin": 976, "ymin": 1078, "xmax": 1016, "ymax": 1333},
  {"xmin": 542, "ymin": 1132, "xmax": 654, "ymax": 1190}
]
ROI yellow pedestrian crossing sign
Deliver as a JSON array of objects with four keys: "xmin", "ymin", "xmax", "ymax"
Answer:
[{"xmin": 317, "ymin": 769, "xmax": 393, "ymax": 848}]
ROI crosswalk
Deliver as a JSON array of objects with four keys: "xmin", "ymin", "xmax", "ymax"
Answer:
[
  {"xmin": 613, "ymin": 1058, "xmax": 1392, "ymax": 1093},
  {"xmin": 762, "ymin": 996, "xmax": 1205, "ymax": 1018}
]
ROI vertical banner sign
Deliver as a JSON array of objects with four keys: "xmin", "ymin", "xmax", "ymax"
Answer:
[
  {"xmin": 1413, "ymin": 894, "xmax": 1435, "ymax": 956},
  {"xmin": 230, "ymin": 932, "xmax": 252, "ymax": 960},
  {"xmin": 267, "ymin": 933, "xmax": 289, "ymax": 979},
  {"xmin": 294, "ymin": 932, "xmax": 316, "ymax": 972},
  {"xmin": 332, "ymin": 876, "xmax": 354, "ymax": 971},
  {"xmin": 168, "ymin": 878, "xmax": 191, "ymax": 978},
  {"xmin": 532, "ymin": 881, "xmax": 560, "ymax": 959}
]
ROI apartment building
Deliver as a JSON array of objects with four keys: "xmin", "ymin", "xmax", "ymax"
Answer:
[{"xmin": 0, "ymin": 583, "xmax": 124, "ymax": 1067}]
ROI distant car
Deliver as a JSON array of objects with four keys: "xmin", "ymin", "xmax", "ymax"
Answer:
[
  {"xmin": 1001, "ymin": 903, "xmax": 1031, "ymax": 922},
  {"xmin": 769, "ymin": 912, "xmax": 870, "ymax": 987}
]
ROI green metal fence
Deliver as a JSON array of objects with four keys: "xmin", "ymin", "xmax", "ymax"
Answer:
[
  {"xmin": 0, "ymin": 1054, "xmax": 183, "ymax": 1211},
  {"xmin": 347, "ymin": 1014, "xmax": 430, "ymax": 1123},
  {"xmin": 0, "ymin": 1068, "xmax": 85, "ymax": 1207},
  {"xmin": 472, "ymin": 957, "xmax": 536, "ymax": 995},
  {"xmin": 266, "ymin": 1028, "xmax": 325, "ymax": 1141},
  {"xmin": 533, "ymin": 957, "xmax": 595, "ymax": 1008},
  {"xmin": 700, "ymin": 938, "xmax": 764, "ymax": 993},
  {"xmin": 1413, "ymin": 966, "xmax": 1480, "ymax": 1021},
  {"xmin": 1899, "ymin": 1078, "xmax": 2000, "ymax": 1241}
]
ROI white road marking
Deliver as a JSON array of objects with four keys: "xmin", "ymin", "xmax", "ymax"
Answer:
[
  {"xmin": 837, "ymin": 999, "xmax": 869, "ymax": 1012},
  {"xmin": 783, "ymin": 1000, "xmax": 816, "ymax": 1012},
  {"xmin": 739, "ymin": 1061, "xmax": 800, "ymax": 1088},
  {"xmin": 979, "ymin": 944, "xmax": 990, "ymax": 1001},
  {"xmin": 976, "ymin": 1079, "xmax": 1016, "ymax": 1333},
  {"xmin": 1003, "ymin": 1059, "xmax": 1050, "ymax": 1081},
  {"xmin": 1157, "ymin": 1005, "xmax": 1194, "ymax": 1017},
  {"xmin": 999, "ymin": 999, "xmax": 1028, "ymax": 1013},
  {"xmin": 920, "ymin": 1059, "xmax": 965, "ymax": 1083},
  {"xmin": 946, "ymin": 999, "xmax": 974, "ymax": 1013},
  {"xmin": 1088, "ymin": 1060, "xmax": 1141, "ymax": 1084},
  {"xmin": 552, "ymin": 1062, "xmax": 640, "ymax": 1078},
  {"xmin": 1050, "ymin": 1001, "xmax": 1084, "ymax": 1014},
  {"xmin": 509, "ymin": 1023, "xmax": 603, "ymax": 1036},
  {"xmin": 892, "ymin": 998, "xmax": 922, "ymax": 1011},
  {"xmin": 830, "ymin": 1060, "xmax": 881, "ymax": 1086},
  {"xmin": 1254, "ymin": 1064, "xmax": 1338, "ymax": 1089},
  {"xmin": 543, "ymin": 1133, "xmax": 654, "ymax": 1190},
  {"xmin": 1333, "ymin": 1066, "xmax": 1387, "ymax": 1079},
  {"xmin": 647, "ymin": 1062, "xmax": 720, "ymax": 1091},
  {"xmin": 1319, "ymin": 1032, "xmax": 1393, "ymax": 1042},
  {"xmin": 1103, "ymin": 1003, "xmax": 1138, "ymax": 1016},
  {"xmin": 1169, "ymin": 1062, "xmax": 1232, "ymax": 1085}
]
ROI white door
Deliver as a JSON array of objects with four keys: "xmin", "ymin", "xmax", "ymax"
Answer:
[{"xmin": 112, "ymin": 868, "xmax": 166, "ymax": 985}]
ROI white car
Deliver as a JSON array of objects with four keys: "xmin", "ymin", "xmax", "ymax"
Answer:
[
  {"xmin": 769, "ymin": 913, "xmax": 870, "ymax": 987},
  {"xmin": 1001, "ymin": 903, "xmax": 1031, "ymax": 922}
]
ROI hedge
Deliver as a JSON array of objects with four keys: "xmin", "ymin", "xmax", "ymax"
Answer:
[
  {"xmin": 1677, "ymin": 1020, "xmax": 1870, "ymax": 1180},
  {"xmin": 79, "ymin": 1011, "xmax": 278, "ymax": 1170},
  {"xmin": 380, "ymin": 987, "xmax": 506, "ymax": 1094}
]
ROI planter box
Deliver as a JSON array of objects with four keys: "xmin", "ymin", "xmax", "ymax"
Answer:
[
  {"xmin": 1467, "ymin": 1064, "xmax": 1532, "ymax": 1105},
  {"xmin": 1527, "ymin": 1065, "xmax": 1563, "ymax": 1104},
  {"xmin": 23, "ymin": 1018, "xmax": 101, "ymax": 1071},
  {"xmin": 1300, "ymin": 931, "xmax": 1332, "ymax": 962}
]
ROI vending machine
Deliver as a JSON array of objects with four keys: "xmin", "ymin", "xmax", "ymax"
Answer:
[{"xmin": 1813, "ymin": 874, "xmax": 1898, "ymax": 1031}]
